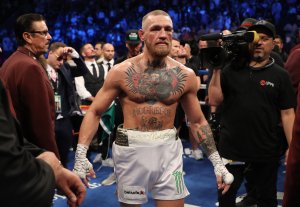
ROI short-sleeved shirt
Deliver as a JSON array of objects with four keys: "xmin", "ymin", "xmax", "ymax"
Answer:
[{"xmin": 219, "ymin": 59, "xmax": 296, "ymax": 162}]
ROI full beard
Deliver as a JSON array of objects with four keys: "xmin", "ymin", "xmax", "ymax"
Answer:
[{"xmin": 145, "ymin": 41, "xmax": 170, "ymax": 57}]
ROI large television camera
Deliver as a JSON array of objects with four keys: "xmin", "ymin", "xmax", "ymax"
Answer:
[{"xmin": 199, "ymin": 30, "xmax": 259, "ymax": 68}]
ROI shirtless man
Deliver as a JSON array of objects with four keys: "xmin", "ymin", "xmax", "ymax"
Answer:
[{"xmin": 73, "ymin": 10, "xmax": 233, "ymax": 207}]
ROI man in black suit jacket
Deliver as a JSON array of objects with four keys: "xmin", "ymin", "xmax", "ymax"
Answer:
[
  {"xmin": 74, "ymin": 43, "xmax": 112, "ymax": 165},
  {"xmin": 75, "ymin": 43, "xmax": 105, "ymax": 105},
  {"xmin": 0, "ymin": 78, "xmax": 86, "ymax": 207},
  {"xmin": 46, "ymin": 42, "xmax": 88, "ymax": 166}
]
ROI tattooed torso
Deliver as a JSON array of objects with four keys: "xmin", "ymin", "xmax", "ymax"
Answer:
[{"xmin": 118, "ymin": 59, "xmax": 189, "ymax": 131}]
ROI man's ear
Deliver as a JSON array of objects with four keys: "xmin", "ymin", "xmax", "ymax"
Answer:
[
  {"xmin": 23, "ymin": 32, "xmax": 33, "ymax": 44},
  {"xmin": 271, "ymin": 40, "xmax": 275, "ymax": 50},
  {"xmin": 138, "ymin": 29, "xmax": 145, "ymax": 42}
]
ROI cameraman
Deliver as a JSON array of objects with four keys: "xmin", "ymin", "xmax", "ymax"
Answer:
[{"xmin": 208, "ymin": 20, "xmax": 296, "ymax": 207}]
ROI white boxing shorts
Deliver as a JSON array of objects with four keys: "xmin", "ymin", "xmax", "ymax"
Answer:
[{"xmin": 112, "ymin": 127, "xmax": 189, "ymax": 205}]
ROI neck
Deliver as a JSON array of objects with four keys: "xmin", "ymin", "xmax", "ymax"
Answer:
[
  {"xmin": 143, "ymin": 49, "xmax": 166, "ymax": 68},
  {"xmin": 105, "ymin": 58, "xmax": 111, "ymax": 62},
  {"xmin": 85, "ymin": 58, "xmax": 95, "ymax": 62},
  {"xmin": 249, "ymin": 57, "xmax": 270, "ymax": 68},
  {"xmin": 24, "ymin": 45, "xmax": 39, "ymax": 57}
]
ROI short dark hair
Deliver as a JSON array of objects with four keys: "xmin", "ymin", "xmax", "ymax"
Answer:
[
  {"xmin": 49, "ymin": 42, "xmax": 66, "ymax": 52},
  {"xmin": 95, "ymin": 41, "xmax": 105, "ymax": 47},
  {"xmin": 80, "ymin": 43, "xmax": 91, "ymax": 55},
  {"xmin": 15, "ymin": 13, "xmax": 46, "ymax": 46},
  {"xmin": 275, "ymin": 35, "xmax": 283, "ymax": 43}
]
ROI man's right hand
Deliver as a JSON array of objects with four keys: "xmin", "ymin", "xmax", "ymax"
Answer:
[
  {"xmin": 56, "ymin": 167, "xmax": 86, "ymax": 207},
  {"xmin": 73, "ymin": 144, "xmax": 96, "ymax": 187},
  {"xmin": 36, "ymin": 151, "xmax": 87, "ymax": 206}
]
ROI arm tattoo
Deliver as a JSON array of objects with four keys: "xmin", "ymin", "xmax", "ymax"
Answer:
[
  {"xmin": 125, "ymin": 64, "xmax": 187, "ymax": 104},
  {"xmin": 197, "ymin": 124, "xmax": 217, "ymax": 157}
]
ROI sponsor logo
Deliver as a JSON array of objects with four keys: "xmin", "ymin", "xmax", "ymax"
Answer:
[
  {"xmin": 123, "ymin": 186, "xmax": 146, "ymax": 200},
  {"xmin": 172, "ymin": 170, "xmax": 184, "ymax": 194},
  {"xmin": 124, "ymin": 190, "xmax": 145, "ymax": 195},
  {"xmin": 260, "ymin": 80, "xmax": 274, "ymax": 87}
]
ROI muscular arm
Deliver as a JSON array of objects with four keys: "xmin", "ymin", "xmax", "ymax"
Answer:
[
  {"xmin": 281, "ymin": 108, "xmax": 295, "ymax": 146},
  {"xmin": 208, "ymin": 69, "xmax": 224, "ymax": 106},
  {"xmin": 74, "ymin": 67, "xmax": 121, "ymax": 184},
  {"xmin": 181, "ymin": 70, "xmax": 233, "ymax": 192},
  {"xmin": 78, "ymin": 69, "xmax": 120, "ymax": 146},
  {"xmin": 181, "ymin": 71, "xmax": 217, "ymax": 156}
]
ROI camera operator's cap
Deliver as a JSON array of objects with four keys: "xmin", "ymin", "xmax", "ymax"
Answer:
[
  {"xmin": 126, "ymin": 29, "xmax": 141, "ymax": 45},
  {"xmin": 248, "ymin": 20, "xmax": 276, "ymax": 38},
  {"xmin": 236, "ymin": 18, "xmax": 258, "ymax": 31}
]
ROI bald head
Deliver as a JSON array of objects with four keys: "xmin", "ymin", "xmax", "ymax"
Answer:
[{"xmin": 102, "ymin": 43, "xmax": 115, "ymax": 61}]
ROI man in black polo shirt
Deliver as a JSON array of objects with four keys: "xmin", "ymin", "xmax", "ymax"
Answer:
[{"xmin": 209, "ymin": 20, "xmax": 296, "ymax": 207}]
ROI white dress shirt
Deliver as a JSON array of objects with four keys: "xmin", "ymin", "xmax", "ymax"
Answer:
[
  {"xmin": 75, "ymin": 60, "xmax": 100, "ymax": 99},
  {"xmin": 46, "ymin": 64, "xmax": 57, "ymax": 82},
  {"xmin": 101, "ymin": 59, "xmax": 114, "ymax": 79}
]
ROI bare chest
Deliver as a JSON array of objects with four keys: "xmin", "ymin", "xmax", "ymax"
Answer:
[{"xmin": 123, "ymin": 65, "xmax": 187, "ymax": 104}]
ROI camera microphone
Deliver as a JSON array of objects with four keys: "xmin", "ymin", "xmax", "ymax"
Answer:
[
  {"xmin": 200, "ymin": 31, "xmax": 259, "ymax": 44},
  {"xmin": 200, "ymin": 33, "xmax": 222, "ymax": 41}
]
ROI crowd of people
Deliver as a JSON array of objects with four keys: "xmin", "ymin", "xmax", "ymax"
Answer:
[
  {"xmin": 1, "ymin": 0, "xmax": 300, "ymax": 62},
  {"xmin": 0, "ymin": 3, "xmax": 300, "ymax": 207}
]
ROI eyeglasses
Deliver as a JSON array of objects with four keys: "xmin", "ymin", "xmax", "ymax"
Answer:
[
  {"xmin": 28, "ymin": 30, "xmax": 50, "ymax": 37},
  {"xmin": 54, "ymin": 53, "xmax": 65, "ymax": 61}
]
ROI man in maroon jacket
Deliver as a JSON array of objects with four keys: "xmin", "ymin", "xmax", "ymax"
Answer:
[
  {"xmin": 283, "ymin": 84, "xmax": 300, "ymax": 207},
  {"xmin": 283, "ymin": 30, "xmax": 300, "ymax": 207},
  {"xmin": 285, "ymin": 42, "xmax": 300, "ymax": 95},
  {"xmin": 0, "ymin": 13, "xmax": 59, "ymax": 157}
]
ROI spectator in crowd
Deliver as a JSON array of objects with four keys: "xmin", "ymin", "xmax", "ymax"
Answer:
[
  {"xmin": 98, "ymin": 43, "xmax": 115, "ymax": 79},
  {"xmin": 0, "ymin": 0, "xmax": 298, "ymax": 58},
  {"xmin": 115, "ymin": 29, "xmax": 143, "ymax": 64},
  {"xmin": 74, "ymin": 43, "xmax": 113, "ymax": 168},
  {"xmin": 73, "ymin": 9, "xmax": 233, "ymax": 207},
  {"xmin": 75, "ymin": 43, "xmax": 104, "ymax": 105},
  {"xmin": 0, "ymin": 13, "xmax": 60, "ymax": 157},
  {"xmin": 46, "ymin": 42, "xmax": 88, "ymax": 166},
  {"xmin": 95, "ymin": 41, "xmax": 104, "ymax": 63},
  {"xmin": 208, "ymin": 20, "xmax": 295, "ymax": 207},
  {"xmin": 169, "ymin": 36, "xmax": 180, "ymax": 59},
  {"xmin": 0, "ymin": 78, "xmax": 86, "ymax": 207},
  {"xmin": 274, "ymin": 35, "xmax": 288, "ymax": 62},
  {"xmin": 185, "ymin": 40, "xmax": 202, "ymax": 70}
]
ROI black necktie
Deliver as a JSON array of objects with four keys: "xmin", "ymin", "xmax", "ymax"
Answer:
[
  {"xmin": 107, "ymin": 62, "xmax": 111, "ymax": 71},
  {"xmin": 91, "ymin": 63, "xmax": 97, "ymax": 78}
]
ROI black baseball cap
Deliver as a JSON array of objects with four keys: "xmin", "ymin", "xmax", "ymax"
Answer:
[
  {"xmin": 236, "ymin": 18, "xmax": 258, "ymax": 31},
  {"xmin": 126, "ymin": 29, "xmax": 141, "ymax": 45},
  {"xmin": 248, "ymin": 20, "xmax": 276, "ymax": 38}
]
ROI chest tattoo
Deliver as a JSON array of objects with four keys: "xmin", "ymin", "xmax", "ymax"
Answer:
[{"xmin": 125, "ymin": 65, "xmax": 187, "ymax": 103}]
